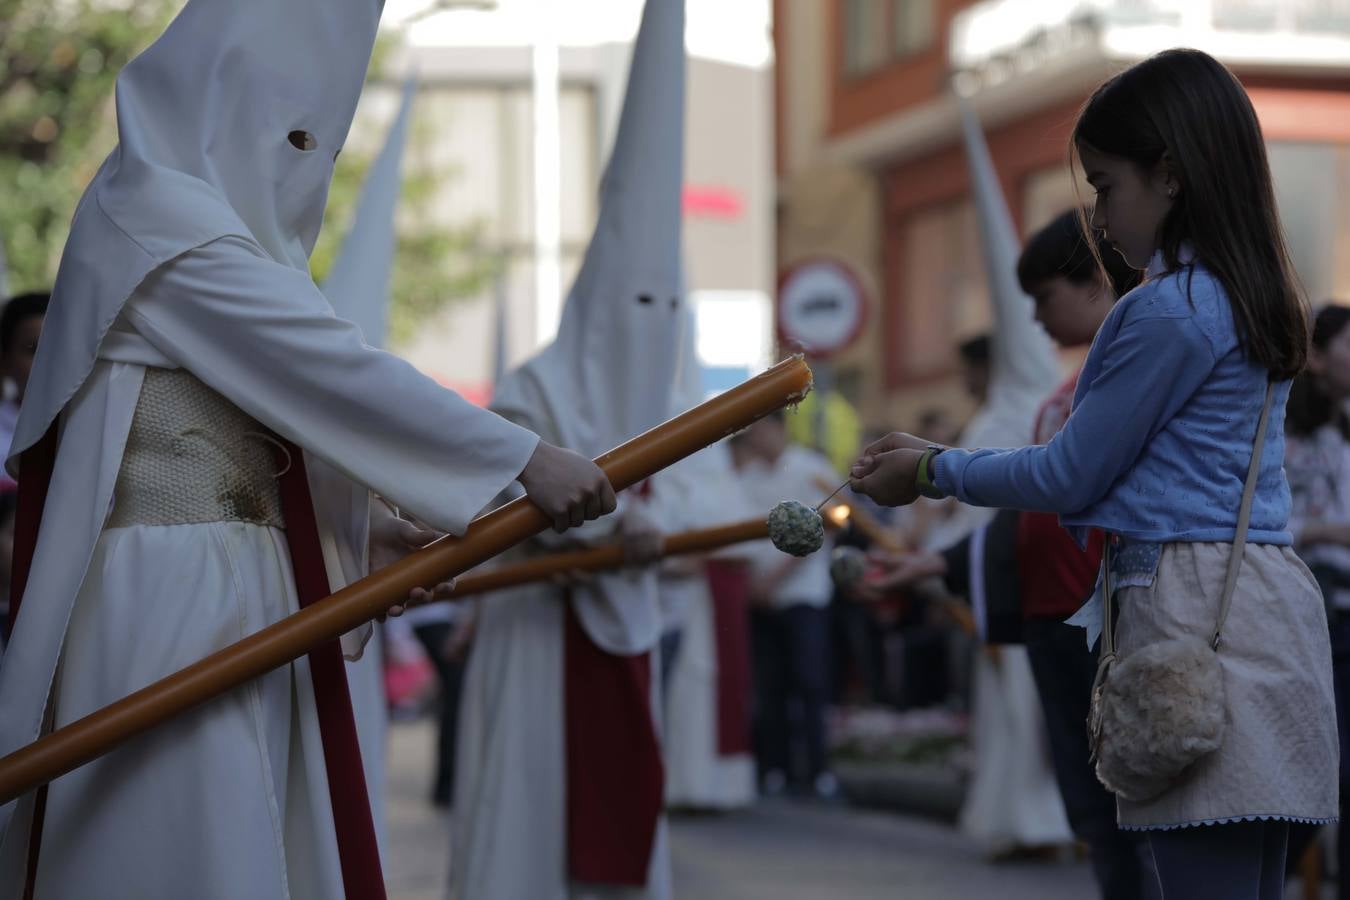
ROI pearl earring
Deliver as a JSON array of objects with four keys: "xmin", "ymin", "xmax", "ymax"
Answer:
[{"xmin": 1168, "ymin": 187, "xmax": 1176, "ymax": 198}]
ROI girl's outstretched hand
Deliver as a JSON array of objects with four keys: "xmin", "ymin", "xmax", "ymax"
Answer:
[
  {"xmin": 849, "ymin": 448, "xmax": 925, "ymax": 507},
  {"xmin": 849, "ymin": 432, "xmax": 943, "ymax": 507}
]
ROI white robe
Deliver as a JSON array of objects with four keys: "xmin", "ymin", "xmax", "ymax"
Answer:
[
  {"xmin": 0, "ymin": 237, "xmax": 538, "ymax": 899},
  {"xmin": 949, "ymin": 407, "xmax": 1071, "ymax": 851},
  {"xmin": 958, "ymin": 646, "xmax": 1072, "ymax": 852},
  {"xmin": 347, "ymin": 630, "xmax": 389, "ymax": 857},
  {"xmin": 661, "ymin": 577, "xmax": 756, "ymax": 811},
  {"xmin": 943, "ymin": 259, "xmax": 1070, "ymax": 853},
  {"xmin": 451, "ymin": 504, "xmax": 673, "ymax": 900},
  {"xmin": 654, "ymin": 444, "xmax": 759, "ymax": 810}
]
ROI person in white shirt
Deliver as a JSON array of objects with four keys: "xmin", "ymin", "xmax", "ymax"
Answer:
[{"xmin": 731, "ymin": 410, "xmax": 840, "ymax": 797}]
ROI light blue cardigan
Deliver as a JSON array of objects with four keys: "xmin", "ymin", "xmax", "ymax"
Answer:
[{"xmin": 934, "ymin": 253, "xmax": 1292, "ymax": 546}]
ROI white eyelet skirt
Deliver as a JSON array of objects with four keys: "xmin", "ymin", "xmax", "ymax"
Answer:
[{"xmin": 1114, "ymin": 542, "xmax": 1339, "ymax": 830}]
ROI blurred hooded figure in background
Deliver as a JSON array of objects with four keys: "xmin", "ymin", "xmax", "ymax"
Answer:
[{"xmin": 453, "ymin": 1, "xmax": 687, "ymax": 897}]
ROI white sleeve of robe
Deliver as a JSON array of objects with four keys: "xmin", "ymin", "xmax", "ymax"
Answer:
[{"xmin": 121, "ymin": 236, "xmax": 540, "ymax": 536}]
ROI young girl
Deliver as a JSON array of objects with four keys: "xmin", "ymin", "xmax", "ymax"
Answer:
[{"xmin": 852, "ymin": 49, "xmax": 1337, "ymax": 899}]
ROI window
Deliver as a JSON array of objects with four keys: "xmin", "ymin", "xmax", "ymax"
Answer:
[
  {"xmin": 893, "ymin": 0, "xmax": 935, "ymax": 58},
  {"xmin": 1212, "ymin": 0, "xmax": 1350, "ymax": 32},
  {"xmin": 843, "ymin": 0, "xmax": 935, "ymax": 77},
  {"xmin": 1267, "ymin": 142, "xmax": 1350, "ymax": 306},
  {"xmin": 1212, "ymin": 0, "xmax": 1280, "ymax": 31},
  {"xmin": 844, "ymin": 0, "xmax": 890, "ymax": 76},
  {"xmin": 1294, "ymin": 0, "xmax": 1350, "ymax": 33}
]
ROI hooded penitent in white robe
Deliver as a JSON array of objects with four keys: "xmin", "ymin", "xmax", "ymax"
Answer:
[
  {"xmin": 451, "ymin": 1, "xmax": 685, "ymax": 897},
  {"xmin": 948, "ymin": 99, "xmax": 1071, "ymax": 853},
  {"xmin": 320, "ymin": 75, "xmax": 420, "ymax": 860},
  {"xmin": 0, "ymin": 3, "xmax": 541, "ymax": 898}
]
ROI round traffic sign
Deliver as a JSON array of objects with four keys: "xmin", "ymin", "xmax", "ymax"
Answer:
[{"xmin": 776, "ymin": 258, "xmax": 869, "ymax": 359}]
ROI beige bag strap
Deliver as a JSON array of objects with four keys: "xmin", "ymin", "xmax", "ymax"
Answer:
[
  {"xmin": 1213, "ymin": 381, "xmax": 1275, "ymax": 649},
  {"xmin": 1099, "ymin": 381, "xmax": 1275, "ymax": 657},
  {"xmin": 1101, "ymin": 542, "xmax": 1116, "ymax": 660}
]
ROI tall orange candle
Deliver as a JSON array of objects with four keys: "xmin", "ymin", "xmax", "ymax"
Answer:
[{"xmin": 0, "ymin": 357, "xmax": 813, "ymax": 805}]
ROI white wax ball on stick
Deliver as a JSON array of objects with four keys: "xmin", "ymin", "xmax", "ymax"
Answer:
[
  {"xmin": 767, "ymin": 500, "xmax": 825, "ymax": 557},
  {"xmin": 830, "ymin": 546, "xmax": 867, "ymax": 588}
]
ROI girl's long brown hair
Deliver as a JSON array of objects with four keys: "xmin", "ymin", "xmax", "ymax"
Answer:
[{"xmin": 1072, "ymin": 49, "xmax": 1309, "ymax": 380}]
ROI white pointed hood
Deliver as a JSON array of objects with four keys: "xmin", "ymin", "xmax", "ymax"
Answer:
[
  {"xmin": 958, "ymin": 97, "xmax": 1059, "ymax": 407},
  {"xmin": 492, "ymin": 0, "xmax": 687, "ymax": 458},
  {"xmin": 10, "ymin": 0, "xmax": 384, "ymax": 470},
  {"xmin": 670, "ymin": 302, "xmax": 702, "ymax": 415},
  {"xmin": 323, "ymin": 77, "xmax": 417, "ymax": 349}
]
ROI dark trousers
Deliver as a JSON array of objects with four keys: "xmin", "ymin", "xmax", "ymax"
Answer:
[
  {"xmin": 1149, "ymin": 820, "xmax": 1288, "ymax": 899},
  {"xmin": 659, "ymin": 628, "xmax": 683, "ymax": 700},
  {"xmin": 412, "ymin": 622, "xmax": 465, "ymax": 807},
  {"xmin": 830, "ymin": 595, "xmax": 885, "ymax": 704},
  {"xmin": 1333, "ymin": 614, "xmax": 1350, "ymax": 897},
  {"xmin": 1023, "ymin": 617, "xmax": 1159, "ymax": 900},
  {"xmin": 752, "ymin": 604, "xmax": 831, "ymax": 783}
]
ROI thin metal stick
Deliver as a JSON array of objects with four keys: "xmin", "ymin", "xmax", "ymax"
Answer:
[{"xmin": 815, "ymin": 478, "xmax": 851, "ymax": 512}]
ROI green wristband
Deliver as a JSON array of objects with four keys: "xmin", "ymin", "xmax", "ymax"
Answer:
[{"xmin": 915, "ymin": 448, "xmax": 945, "ymax": 500}]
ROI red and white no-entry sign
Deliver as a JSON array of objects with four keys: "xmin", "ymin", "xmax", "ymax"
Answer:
[{"xmin": 776, "ymin": 258, "xmax": 869, "ymax": 360}]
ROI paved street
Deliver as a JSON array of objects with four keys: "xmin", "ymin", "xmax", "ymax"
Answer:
[
  {"xmin": 666, "ymin": 800, "xmax": 1094, "ymax": 900},
  {"xmin": 385, "ymin": 719, "xmax": 1097, "ymax": 899}
]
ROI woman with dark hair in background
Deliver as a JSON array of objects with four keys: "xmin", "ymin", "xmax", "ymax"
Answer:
[{"xmin": 1284, "ymin": 303, "xmax": 1350, "ymax": 897}]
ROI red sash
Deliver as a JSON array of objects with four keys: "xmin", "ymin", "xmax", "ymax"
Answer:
[
  {"xmin": 704, "ymin": 559, "xmax": 752, "ymax": 756},
  {"xmin": 9, "ymin": 427, "xmax": 385, "ymax": 900},
  {"xmin": 563, "ymin": 599, "xmax": 664, "ymax": 886},
  {"xmin": 276, "ymin": 441, "xmax": 385, "ymax": 899},
  {"xmin": 10, "ymin": 426, "xmax": 56, "ymax": 900}
]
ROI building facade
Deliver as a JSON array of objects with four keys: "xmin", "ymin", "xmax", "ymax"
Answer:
[{"xmin": 775, "ymin": 0, "xmax": 1350, "ymax": 429}]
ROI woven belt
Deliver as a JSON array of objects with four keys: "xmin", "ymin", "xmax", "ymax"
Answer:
[{"xmin": 107, "ymin": 368, "xmax": 286, "ymax": 528}]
